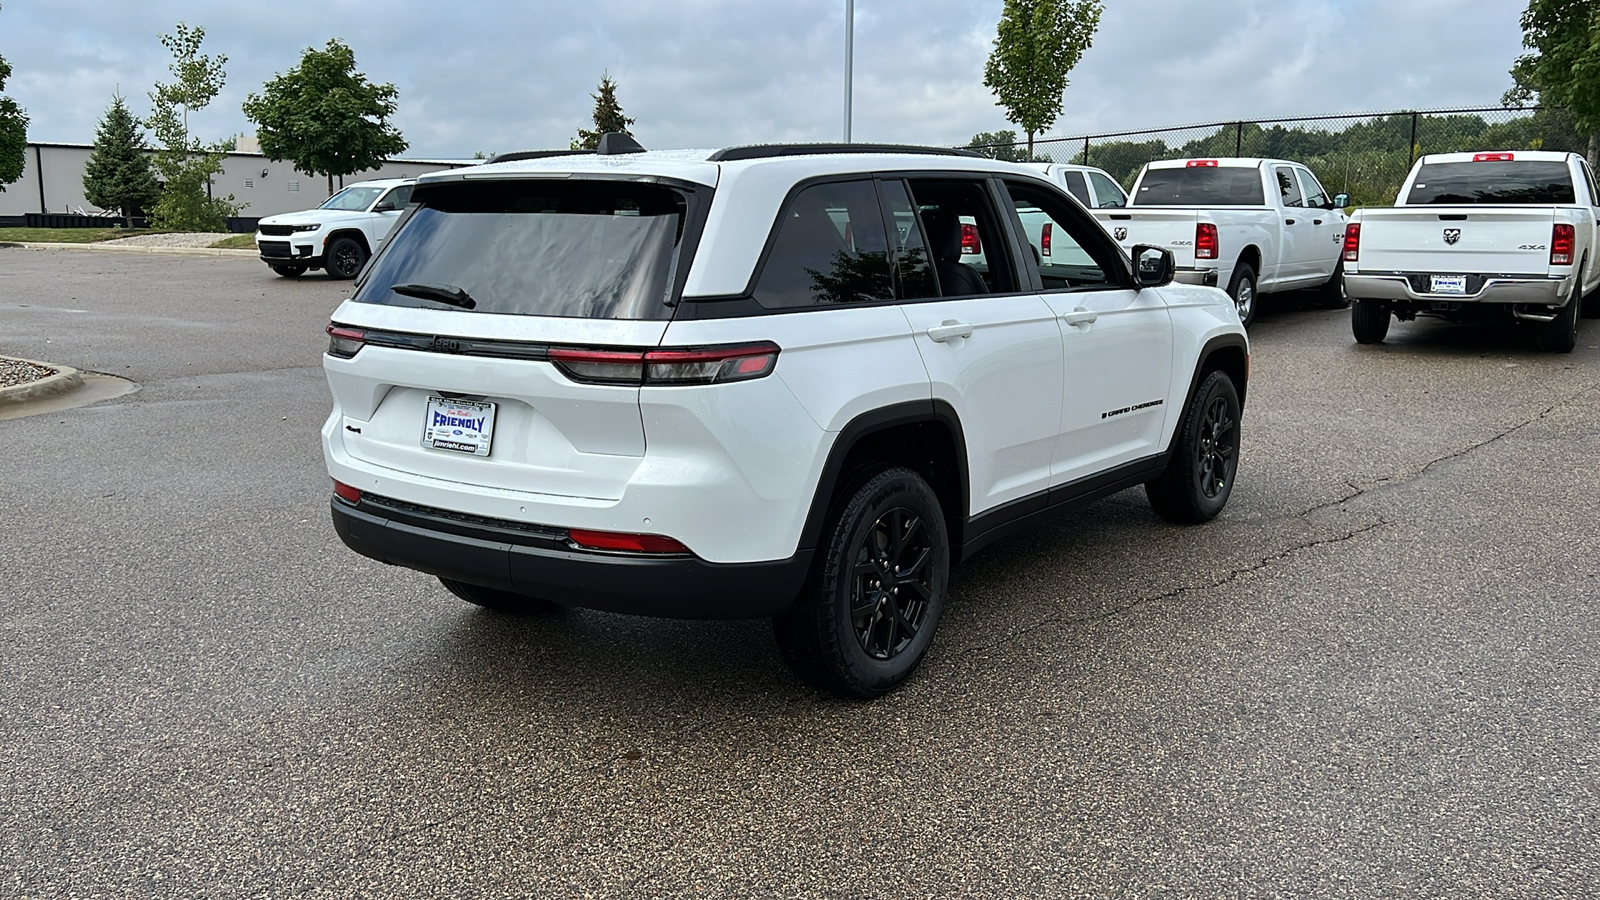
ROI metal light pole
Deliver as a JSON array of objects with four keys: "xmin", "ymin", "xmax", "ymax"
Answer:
[{"xmin": 843, "ymin": 0, "xmax": 854, "ymax": 142}]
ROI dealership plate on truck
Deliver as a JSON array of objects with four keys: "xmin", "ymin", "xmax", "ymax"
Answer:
[
  {"xmin": 1429, "ymin": 274, "xmax": 1468, "ymax": 295},
  {"xmin": 422, "ymin": 396, "xmax": 496, "ymax": 456}
]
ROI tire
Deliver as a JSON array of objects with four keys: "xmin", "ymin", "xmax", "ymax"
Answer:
[
  {"xmin": 325, "ymin": 236, "xmax": 368, "ymax": 279},
  {"xmin": 1227, "ymin": 262, "xmax": 1258, "ymax": 328},
  {"xmin": 439, "ymin": 577, "xmax": 557, "ymax": 614},
  {"xmin": 773, "ymin": 466, "xmax": 950, "ymax": 699},
  {"xmin": 1540, "ymin": 273, "xmax": 1581, "ymax": 353},
  {"xmin": 1146, "ymin": 370, "xmax": 1242, "ymax": 524},
  {"xmin": 1351, "ymin": 298, "xmax": 1391, "ymax": 344},
  {"xmin": 1319, "ymin": 262, "xmax": 1350, "ymax": 309},
  {"xmin": 269, "ymin": 264, "xmax": 306, "ymax": 278}
]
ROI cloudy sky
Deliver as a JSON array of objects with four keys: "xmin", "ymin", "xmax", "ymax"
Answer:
[{"xmin": 1, "ymin": 0, "xmax": 1529, "ymax": 159}]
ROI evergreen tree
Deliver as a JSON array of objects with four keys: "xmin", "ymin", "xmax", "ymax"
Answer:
[
  {"xmin": 83, "ymin": 94, "xmax": 160, "ymax": 223},
  {"xmin": 572, "ymin": 72, "xmax": 635, "ymax": 150},
  {"xmin": 0, "ymin": 4, "xmax": 27, "ymax": 192},
  {"xmin": 242, "ymin": 39, "xmax": 408, "ymax": 198},
  {"xmin": 983, "ymin": 0, "xmax": 1103, "ymax": 157}
]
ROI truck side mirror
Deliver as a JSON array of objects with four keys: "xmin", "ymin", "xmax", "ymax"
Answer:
[
  {"xmin": 1132, "ymin": 245, "xmax": 1174, "ymax": 288},
  {"xmin": 1331, "ymin": 193, "xmax": 1350, "ymax": 210}
]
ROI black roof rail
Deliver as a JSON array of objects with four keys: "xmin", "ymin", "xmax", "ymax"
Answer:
[
  {"xmin": 708, "ymin": 143, "xmax": 983, "ymax": 162},
  {"xmin": 484, "ymin": 149, "xmax": 595, "ymax": 164}
]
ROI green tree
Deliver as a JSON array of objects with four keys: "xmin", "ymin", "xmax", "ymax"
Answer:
[
  {"xmin": 965, "ymin": 129, "xmax": 1043, "ymax": 162},
  {"xmin": 82, "ymin": 94, "xmax": 160, "ymax": 223},
  {"xmin": 571, "ymin": 72, "xmax": 635, "ymax": 150},
  {"xmin": 0, "ymin": 4, "xmax": 27, "ymax": 192},
  {"xmin": 1506, "ymin": 0, "xmax": 1600, "ymax": 165},
  {"xmin": 242, "ymin": 39, "xmax": 408, "ymax": 198},
  {"xmin": 983, "ymin": 0, "xmax": 1103, "ymax": 158},
  {"xmin": 148, "ymin": 23, "xmax": 241, "ymax": 231}
]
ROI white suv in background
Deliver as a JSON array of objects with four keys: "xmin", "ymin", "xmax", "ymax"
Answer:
[
  {"xmin": 254, "ymin": 178, "xmax": 415, "ymax": 279},
  {"xmin": 321, "ymin": 137, "xmax": 1250, "ymax": 698}
]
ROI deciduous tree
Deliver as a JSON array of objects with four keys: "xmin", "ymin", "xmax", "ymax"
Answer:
[
  {"xmin": 572, "ymin": 72, "xmax": 635, "ymax": 151},
  {"xmin": 983, "ymin": 0, "xmax": 1103, "ymax": 158},
  {"xmin": 83, "ymin": 94, "xmax": 159, "ymax": 223},
  {"xmin": 148, "ymin": 23, "xmax": 241, "ymax": 231},
  {"xmin": 0, "ymin": 5, "xmax": 27, "ymax": 192},
  {"xmin": 242, "ymin": 39, "xmax": 408, "ymax": 198},
  {"xmin": 1505, "ymin": 0, "xmax": 1600, "ymax": 166}
]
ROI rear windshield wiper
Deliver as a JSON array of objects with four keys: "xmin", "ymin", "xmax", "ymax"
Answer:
[{"xmin": 391, "ymin": 282, "xmax": 476, "ymax": 310}]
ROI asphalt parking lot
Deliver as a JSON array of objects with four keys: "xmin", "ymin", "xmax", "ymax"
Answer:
[{"xmin": 3, "ymin": 247, "xmax": 1598, "ymax": 898}]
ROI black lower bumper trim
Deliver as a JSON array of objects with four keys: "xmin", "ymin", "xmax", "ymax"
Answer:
[{"xmin": 331, "ymin": 497, "xmax": 811, "ymax": 620}]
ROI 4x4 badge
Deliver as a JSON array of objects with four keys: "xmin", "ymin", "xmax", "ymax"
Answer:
[
  {"xmin": 1443, "ymin": 228, "xmax": 1461, "ymax": 245},
  {"xmin": 1113, "ymin": 227, "xmax": 1128, "ymax": 241}
]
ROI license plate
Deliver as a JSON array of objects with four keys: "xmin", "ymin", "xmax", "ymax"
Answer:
[
  {"xmin": 1429, "ymin": 275, "xmax": 1468, "ymax": 295},
  {"xmin": 422, "ymin": 396, "xmax": 496, "ymax": 457}
]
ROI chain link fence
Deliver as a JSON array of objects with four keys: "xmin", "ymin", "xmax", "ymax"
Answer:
[{"xmin": 964, "ymin": 106, "xmax": 1588, "ymax": 206}]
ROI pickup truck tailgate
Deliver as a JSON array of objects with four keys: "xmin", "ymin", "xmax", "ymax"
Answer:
[
  {"xmin": 1355, "ymin": 208, "xmax": 1559, "ymax": 274},
  {"xmin": 1092, "ymin": 209, "xmax": 1201, "ymax": 268}
]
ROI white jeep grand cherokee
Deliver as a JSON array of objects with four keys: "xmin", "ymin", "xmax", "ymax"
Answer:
[
  {"xmin": 255, "ymin": 178, "xmax": 415, "ymax": 279},
  {"xmin": 321, "ymin": 136, "xmax": 1249, "ymax": 697}
]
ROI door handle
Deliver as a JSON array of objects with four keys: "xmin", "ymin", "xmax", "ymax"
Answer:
[
  {"xmin": 926, "ymin": 320, "xmax": 973, "ymax": 342},
  {"xmin": 1060, "ymin": 307, "xmax": 1097, "ymax": 328},
  {"xmin": 1285, "ymin": 218, "xmax": 1297, "ymax": 225}
]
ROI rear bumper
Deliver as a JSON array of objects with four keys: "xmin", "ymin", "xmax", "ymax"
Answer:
[
  {"xmin": 1346, "ymin": 272, "xmax": 1570, "ymax": 305},
  {"xmin": 1174, "ymin": 267, "xmax": 1219, "ymax": 287},
  {"xmin": 330, "ymin": 494, "xmax": 811, "ymax": 619}
]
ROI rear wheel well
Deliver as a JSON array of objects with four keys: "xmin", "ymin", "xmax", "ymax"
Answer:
[
  {"xmin": 831, "ymin": 421, "xmax": 964, "ymax": 554},
  {"xmin": 1236, "ymin": 245, "xmax": 1261, "ymax": 280}
]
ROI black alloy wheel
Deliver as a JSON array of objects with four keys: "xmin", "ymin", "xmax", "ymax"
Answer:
[
  {"xmin": 1195, "ymin": 391, "xmax": 1237, "ymax": 501},
  {"xmin": 850, "ymin": 506, "xmax": 937, "ymax": 661},
  {"xmin": 1146, "ymin": 369, "xmax": 1242, "ymax": 524},
  {"xmin": 325, "ymin": 236, "xmax": 368, "ymax": 279}
]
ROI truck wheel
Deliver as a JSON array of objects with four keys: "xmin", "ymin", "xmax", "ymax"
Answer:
[
  {"xmin": 1540, "ymin": 277, "xmax": 1581, "ymax": 353},
  {"xmin": 269, "ymin": 264, "xmax": 306, "ymax": 278},
  {"xmin": 1227, "ymin": 263, "xmax": 1258, "ymax": 327},
  {"xmin": 325, "ymin": 236, "xmax": 368, "ymax": 279},
  {"xmin": 1146, "ymin": 370, "xmax": 1241, "ymax": 524},
  {"xmin": 1352, "ymin": 299, "xmax": 1390, "ymax": 344},
  {"xmin": 773, "ymin": 466, "xmax": 950, "ymax": 699},
  {"xmin": 439, "ymin": 577, "xmax": 557, "ymax": 614},
  {"xmin": 1319, "ymin": 263, "xmax": 1350, "ymax": 309}
]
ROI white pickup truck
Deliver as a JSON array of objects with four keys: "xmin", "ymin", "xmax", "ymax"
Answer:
[
  {"xmin": 1342, "ymin": 150, "xmax": 1600, "ymax": 352},
  {"xmin": 1092, "ymin": 158, "xmax": 1350, "ymax": 326},
  {"xmin": 1026, "ymin": 163, "xmax": 1129, "ymax": 209}
]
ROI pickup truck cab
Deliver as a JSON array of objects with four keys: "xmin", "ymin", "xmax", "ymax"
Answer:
[
  {"xmin": 254, "ymin": 178, "xmax": 416, "ymax": 279},
  {"xmin": 1026, "ymin": 163, "xmax": 1129, "ymax": 209},
  {"xmin": 1094, "ymin": 158, "xmax": 1351, "ymax": 326},
  {"xmin": 1343, "ymin": 150, "xmax": 1600, "ymax": 352}
]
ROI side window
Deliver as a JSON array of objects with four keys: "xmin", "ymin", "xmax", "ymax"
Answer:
[
  {"xmin": 752, "ymin": 180, "xmax": 893, "ymax": 308},
  {"xmin": 1294, "ymin": 168, "xmax": 1328, "ymax": 208},
  {"xmin": 1062, "ymin": 170, "xmax": 1091, "ymax": 206},
  {"xmin": 1087, "ymin": 171, "xmax": 1127, "ymax": 207},
  {"xmin": 877, "ymin": 180, "xmax": 938, "ymax": 301},
  {"xmin": 381, "ymin": 185, "xmax": 414, "ymax": 208},
  {"xmin": 1003, "ymin": 180, "xmax": 1121, "ymax": 291},
  {"xmin": 1275, "ymin": 166, "xmax": 1304, "ymax": 208},
  {"xmin": 1580, "ymin": 159, "xmax": 1600, "ymax": 207},
  {"xmin": 905, "ymin": 179, "xmax": 1019, "ymax": 297}
]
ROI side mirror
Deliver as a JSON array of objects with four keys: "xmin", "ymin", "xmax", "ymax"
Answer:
[
  {"xmin": 1132, "ymin": 244, "xmax": 1174, "ymax": 288},
  {"xmin": 1331, "ymin": 193, "xmax": 1350, "ymax": 210},
  {"xmin": 373, "ymin": 203, "xmax": 398, "ymax": 213}
]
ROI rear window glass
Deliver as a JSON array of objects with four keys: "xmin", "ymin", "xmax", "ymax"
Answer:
[
  {"xmin": 1133, "ymin": 167, "xmax": 1265, "ymax": 206},
  {"xmin": 1406, "ymin": 161, "xmax": 1575, "ymax": 204},
  {"xmin": 753, "ymin": 180, "xmax": 893, "ymax": 308},
  {"xmin": 353, "ymin": 180, "xmax": 689, "ymax": 319}
]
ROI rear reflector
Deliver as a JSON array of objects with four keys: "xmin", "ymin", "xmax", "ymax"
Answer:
[
  {"xmin": 1186, "ymin": 160, "xmax": 1219, "ymax": 167},
  {"xmin": 548, "ymin": 342, "xmax": 780, "ymax": 386},
  {"xmin": 1552, "ymin": 223, "xmax": 1575, "ymax": 265},
  {"xmin": 326, "ymin": 324, "xmax": 366, "ymax": 358},
  {"xmin": 332, "ymin": 480, "xmax": 362, "ymax": 504},
  {"xmin": 1342, "ymin": 223, "xmax": 1361, "ymax": 262},
  {"xmin": 1472, "ymin": 152, "xmax": 1515, "ymax": 162},
  {"xmin": 1195, "ymin": 222, "xmax": 1219, "ymax": 259},
  {"xmin": 568, "ymin": 528, "xmax": 689, "ymax": 554},
  {"xmin": 960, "ymin": 223, "xmax": 981, "ymax": 254}
]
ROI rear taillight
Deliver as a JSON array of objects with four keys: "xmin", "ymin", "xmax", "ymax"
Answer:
[
  {"xmin": 1186, "ymin": 159, "xmax": 1219, "ymax": 167},
  {"xmin": 1041, "ymin": 222, "xmax": 1052, "ymax": 257},
  {"xmin": 332, "ymin": 480, "xmax": 362, "ymax": 504},
  {"xmin": 326, "ymin": 324, "xmax": 366, "ymax": 358},
  {"xmin": 1195, "ymin": 222, "xmax": 1219, "ymax": 259},
  {"xmin": 1551, "ymin": 223, "xmax": 1575, "ymax": 265},
  {"xmin": 547, "ymin": 342, "xmax": 780, "ymax": 386},
  {"xmin": 568, "ymin": 528, "xmax": 689, "ymax": 554},
  {"xmin": 1473, "ymin": 152, "xmax": 1515, "ymax": 162},
  {"xmin": 1342, "ymin": 223, "xmax": 1361, "ymax": 262},
  {"xmin": 960, "ymin": 223, "xmax": 981, "ymax": 254}
]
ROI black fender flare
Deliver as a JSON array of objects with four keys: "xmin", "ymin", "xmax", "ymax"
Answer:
[{"xmin": 1163, "ymin": 333, "xmax": 1249, "ymax": 457}]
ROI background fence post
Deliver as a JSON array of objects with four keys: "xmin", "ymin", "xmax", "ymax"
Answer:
[
  {"xmin": 1235, "ymin": 122, "xmax": 1243, "ymax": 157},
  {"xmin": 1082, "ymin": 136, "xmax": 1089, "ymax": 165},
  {"xmin": 1409, "ymin": 112, "xmax": 1419, "ymax": 164}
]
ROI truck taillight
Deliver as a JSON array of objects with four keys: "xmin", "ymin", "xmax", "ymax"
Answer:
[
  {"xmin": 960, "ymin": 223, "xmax": 981, "ymax": 254},
  {"xmin": 1551, "ymin": 223, "xmax": 1575, "ymax": 265},
  {"xmin": 1195, "ymin": 222, "xmax": 1218, "ymax": 259},
  {"xmin": 326, "ymin": 324, "xmax": 367, "ymax": 358},
  {"xmin": 1472, "ymin": 152, "xmax": 1515, "ymax": 162},
  {"xmin": 1041, "ymin": 222, "xmax": 1052, "ymax": 257},
  {"xmin": 1186, "ymin": 160, "xmax": 1219, "ymax": 167},
  {"xmin": 547, "ymin": 342, "xmax": 781, "ymax": 386},
  {"xmin": 1342, "ymin": 223, "xmax": 1361, "ymax": 262}
]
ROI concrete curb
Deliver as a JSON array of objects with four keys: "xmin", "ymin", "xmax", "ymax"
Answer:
[
  {"xmin": 7, "ymin": 242, "xmax": 257, "ymax": 257},
  {"xmin": 0, "ymin": 357, "xmax": 85, "ymax": 405}
]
